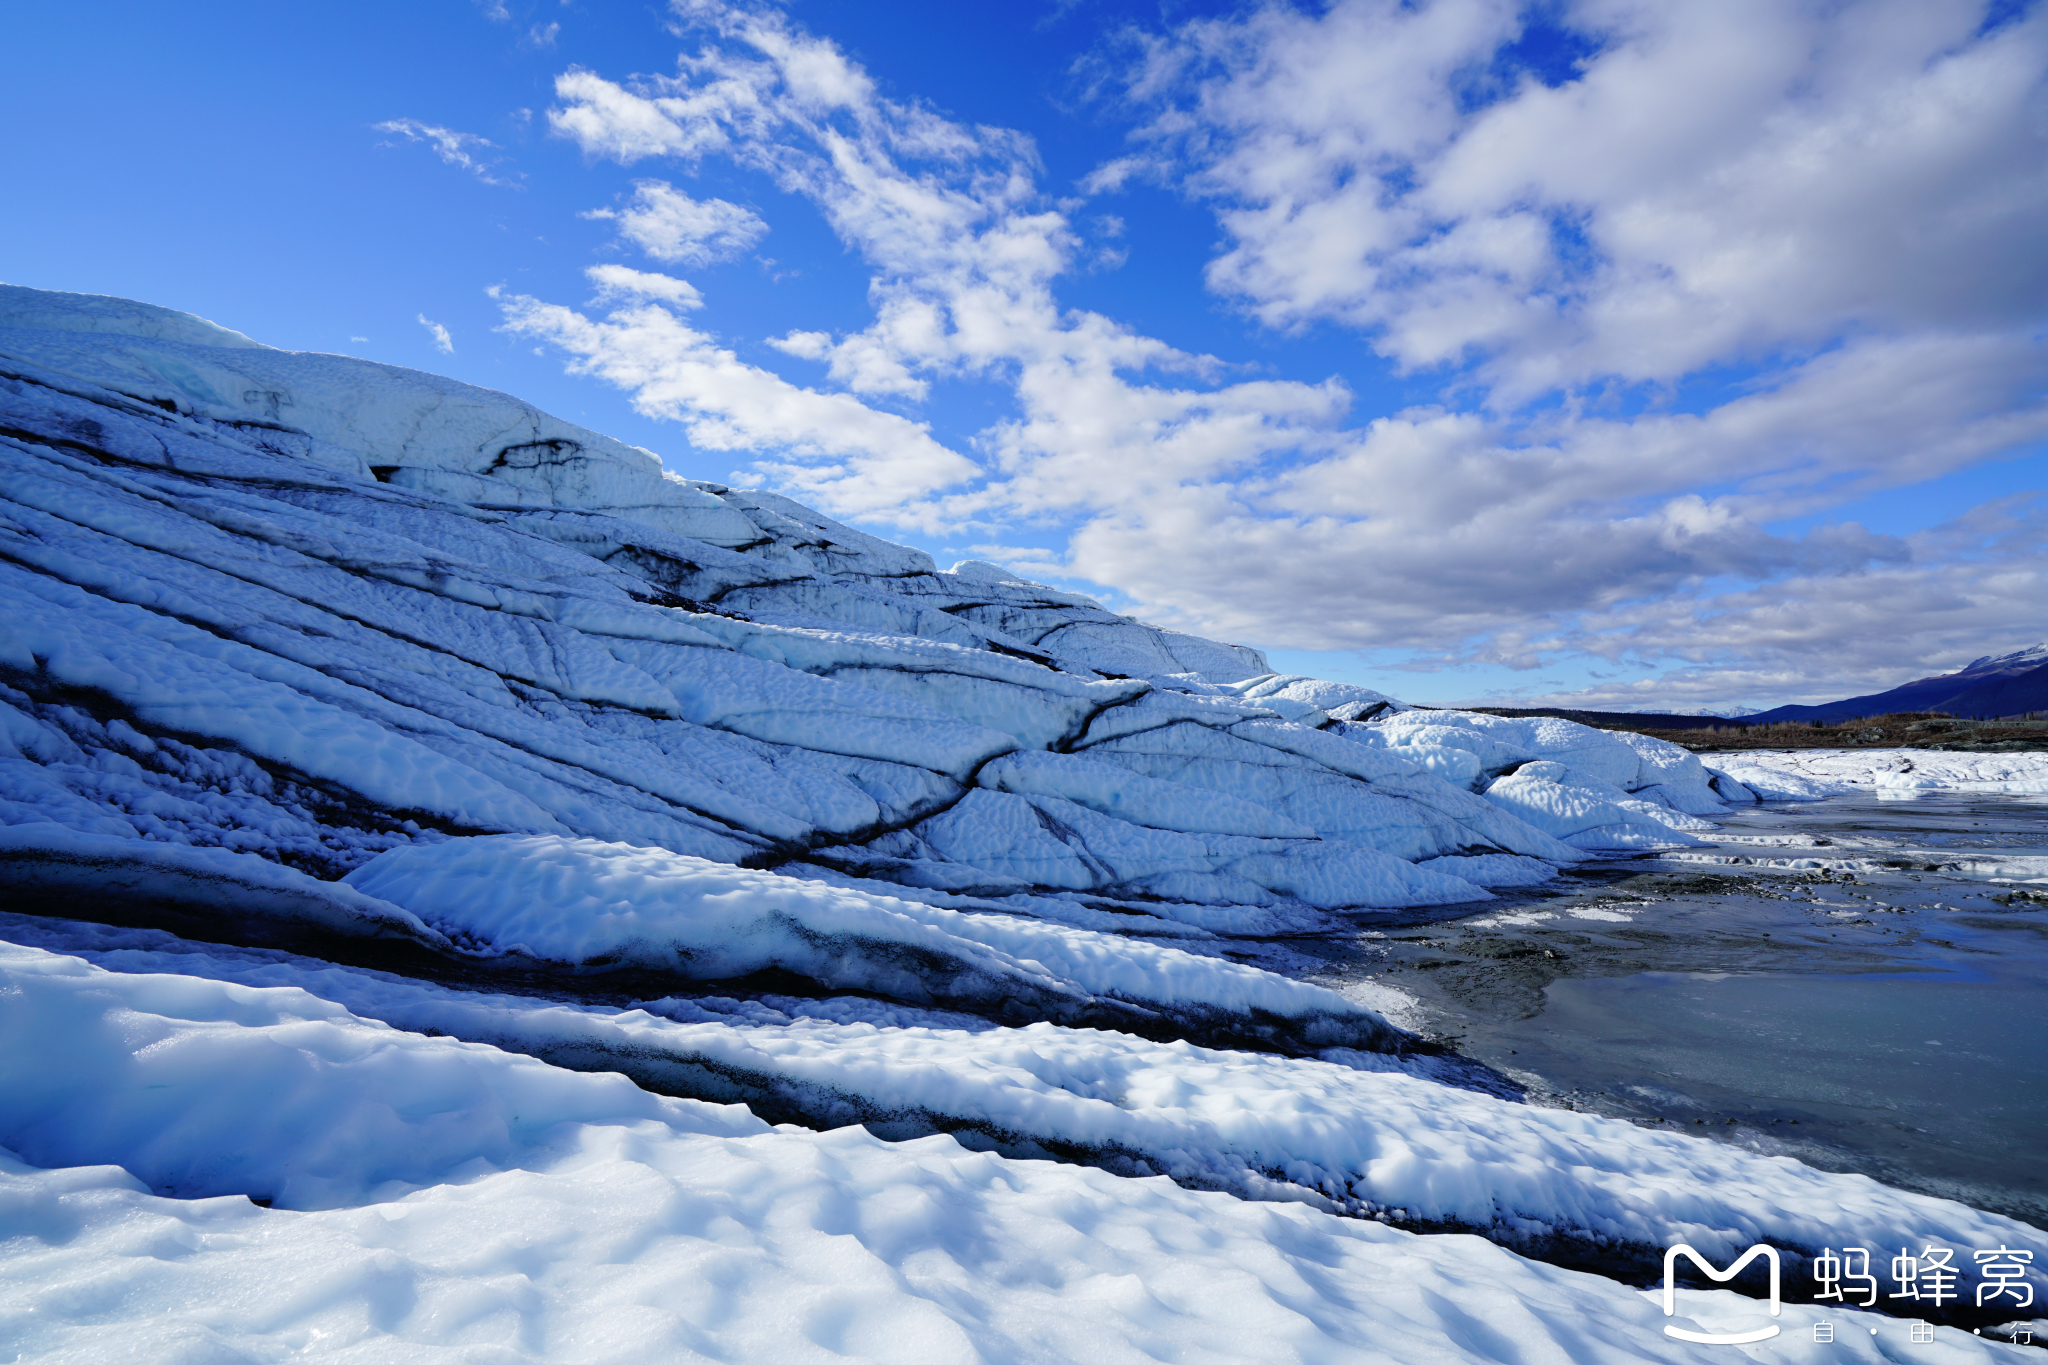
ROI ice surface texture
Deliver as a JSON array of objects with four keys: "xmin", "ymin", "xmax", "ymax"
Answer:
[
  {"xmin": 4, "ymin": 284, "xmax": 1632, "ymax": 927},
  {"xmin": 4, "ymin": 288, "xmax": 2036, "ymax": 1361},
  {"xmin": 0, "ymin": 284, "xmax": 1757, "ymax": 924}
]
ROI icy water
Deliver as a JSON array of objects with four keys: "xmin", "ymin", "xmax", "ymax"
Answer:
[{"xmin": 1297, "ymin": 790, "xmax": 2048, "ymax": 1229}]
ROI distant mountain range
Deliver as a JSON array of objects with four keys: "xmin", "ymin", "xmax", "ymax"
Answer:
[{"xmin": 1743, "ymin": 643, "xmax": 2048, "ymax": 724}]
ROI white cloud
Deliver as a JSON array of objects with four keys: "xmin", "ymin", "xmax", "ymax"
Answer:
[
  {"xmin": 582, "ymin": 179, "xmax": 767, "ymax": 266},
  {"xmin": 520, "ymin": 0, "xmax": 2048, "ymax": 705},
  {"xmin": 1116, "ymin": 0, "xmax": 2048, "ymax": 402},
  {"xmin": 375, "ymin": 118, "xmax": 521, "ymax": 187},
  {"xmin": 1077, "ymin": 156, "xmax": 1154, "ymax": 195},
  {"xmin": 1477, "ymin": 495, "xmax": 2048, "ymax": 711},
  {"xmin": 586, "ymin": 264, "xmax": 704, "ymax": 309},
  {"xmin": 492, "ymin": 287, "xmax": 978, "ymax": 525},
  {"xmin": 417, "ymin": 314, "xmax": 454, "ymax": 353},
  {"xmin": 766, "ymin": 327, "xmax": 928, "ymax": 399},
  {"xmin": 546, "ymin": 66, "xmax": 751, "ymax": 164}
]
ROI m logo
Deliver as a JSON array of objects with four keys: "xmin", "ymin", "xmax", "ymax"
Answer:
[{"xmin": 1663, "ymin": 1244, "xmax": 1782, "ymax": 1344}]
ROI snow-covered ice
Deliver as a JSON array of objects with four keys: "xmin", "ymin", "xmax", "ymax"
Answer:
[
  {"xmin": 7, "ymin": 932, "xmax": 2035, "ymax": 1270},
  {"xmin": 1706, "ymin": 748, "xmax": 2048, "ymax": 799},
  {"xmin": 3, "ymin": 286, "xmax": 2038, "ymax": 1361},
  {"xmin": 340, "ymin": 833, "xmax": 1408, "ymax": 1050},
  {"xmin": 0, "ymin": 942, "xmax": 2029, "ymax": 1362}
]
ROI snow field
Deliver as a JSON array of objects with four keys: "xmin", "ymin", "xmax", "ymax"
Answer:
[
  {"xmin": 0, "ymin": 942, "xmax": 2022, "ymax": 1363},
  {"xmin": 7, "ymin": 933, "xmax": 2039, "ymax": 1304},
  {"xmin": 3, "ymin": 1139, "xmax": 1897, "ymax": 1365},
  {"xmin": 1706, "ymin": 749, "xmax": 2048, "ymax": 799}
]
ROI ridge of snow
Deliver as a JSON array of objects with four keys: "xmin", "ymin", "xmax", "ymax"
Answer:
[
  {"xmin": 23, "ymin": 936, "xmax": 1999, "ymax": 1365},
  {"xmin": 1960, "ymin": 641, "xmax": 2048, "ymax": 674},
  {"xmin": 0, "ymin": 938, "xmax": 2036, "ymax": 1362},
  {"xmin": 340, "ymin": 834, "xmax": 1401, "ymax": 1048}
]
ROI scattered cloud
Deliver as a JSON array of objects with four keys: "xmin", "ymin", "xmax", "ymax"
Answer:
[
  {"xmin": 547, "ymin": 67, "xmax": 736, "ymax": 163},
  {"xmin": 1077, "ymin": 156, "xmax": 1153, "ymax": 195},
  {"xmin": 375, "ymin": 118, "xmax": 522, "ymax": 187},
  {"xmin": 581, "ymin": 179, "xmax": 766, "ymax": 266},
  {"xmin": 518, "ymin": 0, "xmax": 2048, "ymax": 706},
  {"xmin": 492, "ymin": 286, "xmax": 978, "ymax": 524},
  {"xmin": 417, "ymin": 314, "xmax": 455, "ymax": 353},
  {"xmin": 586, "ymin": 264, "xmax": 704, "ymax": 309}
]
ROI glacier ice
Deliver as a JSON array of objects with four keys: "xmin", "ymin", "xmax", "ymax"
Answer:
[{"xmin": 2, "ymin": 285, "xmax": 2037, "ymax": 1361}]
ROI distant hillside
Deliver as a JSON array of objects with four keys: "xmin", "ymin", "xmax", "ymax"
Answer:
[
  {"xmin": 1448, "ymin": 709, "xmax": 2048, "ymax": 753},
  {"xmin": 1741, "ymin": 644, "xmax": 2048, "ymax": 724},
  {"xmin": 1449, "ymin": 706, "xmax": 1754, "ymax": 732}
]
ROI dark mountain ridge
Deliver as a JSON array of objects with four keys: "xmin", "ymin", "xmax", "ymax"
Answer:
[{"xmin": 1741, "ymin": 644, "xmax": 2048, "ymax": 724}]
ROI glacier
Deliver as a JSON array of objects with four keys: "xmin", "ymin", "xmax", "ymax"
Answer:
[{"xmin": 0, "ymin": 286, "xmax": 2036, "ymax": 1361}]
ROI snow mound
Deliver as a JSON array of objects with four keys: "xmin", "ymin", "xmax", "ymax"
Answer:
[
  {"xmin": 0, "ymin": 941, "xmax": 766, "ymax": 1210},
  {"xmin": 343, "ymin": 834, "xmax": 1406, "ymax": 1050},
  {"xmin": 1356, "ymin": 711, "xmax": 1729, "ymax": 849}
]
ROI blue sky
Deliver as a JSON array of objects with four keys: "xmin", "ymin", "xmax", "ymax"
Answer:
[{"xmin": 5, "ymin": 0, "xmax": 2045, "ymax": 708}]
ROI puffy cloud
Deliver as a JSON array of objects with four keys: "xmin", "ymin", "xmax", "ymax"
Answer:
[
  {"xmin": 582, "ymin": 180, "xmax": 767, "ymax": 266},
  {"xmin": 1113, "ymin": 0, "xmax": 2048, "ymax": 400},
  {"xmin": 519, "ymin": 0, "xmax": 2048, "ymax": 705},
  {"xmin": 545, "ymin": 64, "xmax": 760, "ymax": 165}
]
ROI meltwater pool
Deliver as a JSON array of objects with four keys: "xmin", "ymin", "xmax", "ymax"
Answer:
[{"xmin": 1302, "ymin": 789, "xmax": 2048, "ymax": 1227}]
